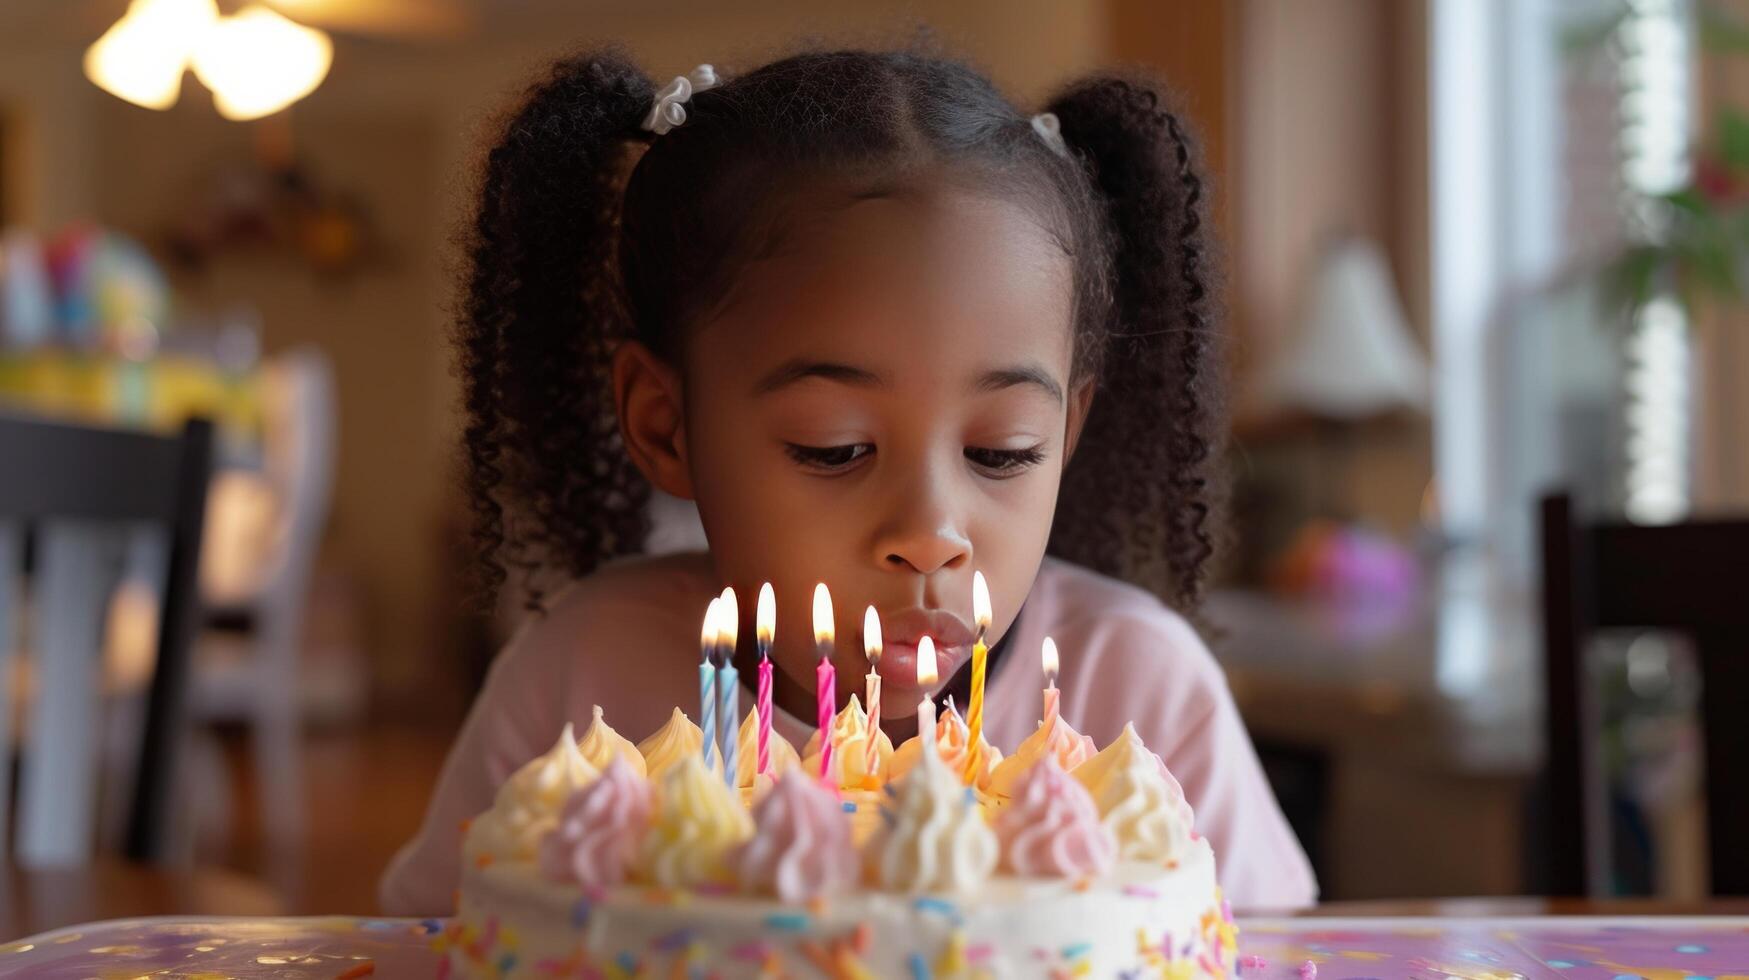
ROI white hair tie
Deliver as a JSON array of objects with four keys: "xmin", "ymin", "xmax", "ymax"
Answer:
[
  {"xmin": 643, "ymin": 64, "xmax": 720, "ymax": 135},
  {"xmin": 1031, "ymin": 112, "xmax": 1069, "ymax": 158}
]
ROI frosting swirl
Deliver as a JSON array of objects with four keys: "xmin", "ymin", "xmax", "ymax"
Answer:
[
  {"xmin": 801, "ymin": 694, "xmax": 894, "ymax": 789},
  {"xmin": 578, "ymin": 705, "xmax": 646, "ymax": 777},
  {"xmin": 735, "ymin": 707, "xmax": 801, "ymax": 790},
  {"xmin": 637, "ymin": 707, "xmax": 712, "ymax": 779},
  {"xmin": 865, "ymin": 743, "xmax": 998, "ymax": 893},
  {"xmin": 733, "ymin": 769, "xmax": 858, "ymax": 902},
  {"xmin": 995, "ymin": 756, "xmax": 1115, "ymax": 878},
  {"xmin": 636, "ymin": 753, "xmax": 753, "ymax": 888},
  {"xmin": 888, "ymin": 698, "xmax": 1002, "ymax": 790},
  {"xmin": 463, "ymin": 723, "xmax": 599, "ymax": 863},
  {"xmin": 987, "ymin": 714, "xmax": 1097, "ymax": 798},
  {"xmin": 539, "ymin": 757, "xmax": 652, "ymax": 887},
  {"xmin": 1070, "ymin": 723, "xmax": 1194, "ymax": 863}
]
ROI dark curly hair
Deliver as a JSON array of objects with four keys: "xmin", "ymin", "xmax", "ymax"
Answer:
[{"xmin": 457, "ymin": 44, "xmax": 1225, "ymax": 612}]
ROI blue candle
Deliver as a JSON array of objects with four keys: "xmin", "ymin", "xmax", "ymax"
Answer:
[
  {"xmin": 716, "ymin": 587, "xmax": 741, "ymax": 788},
  {"xmin": 699, "ymin": 599, "xmax": 719, "ymax": 770}
]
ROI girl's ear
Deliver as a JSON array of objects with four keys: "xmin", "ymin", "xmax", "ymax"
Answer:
[
  {"xmin": 613, "ymin": 341, "xmax": 695, "ymax": 499},
  {"xmin": 1064, "ymin": 379, "xmax": 1096, "ymax": 462}
]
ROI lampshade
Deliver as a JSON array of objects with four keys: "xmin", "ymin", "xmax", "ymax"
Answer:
[
  {"xmin": 1252, "ymin": 236, "xmax": 1430, "ymax": 419},
  {"xmin": 192, "ymin": 5, "xmax": 334, "ymax": 121},
  {"xmin": 82, "ymin": 0, "xmax": 218, "ymax": 110}
]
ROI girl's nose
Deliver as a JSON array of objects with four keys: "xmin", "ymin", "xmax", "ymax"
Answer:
[
  {"xmin": 874, "ymin": 486, "xmax": 972, "ymax": 576},
  {"xmin": 880, "ymin": 525, "xmax": 972, "ymax": 575}
]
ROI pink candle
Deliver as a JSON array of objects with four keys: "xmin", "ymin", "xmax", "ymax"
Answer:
[
  {"xmin": 756, "ymin": 583, "xmax": 776, "ymax": 780},
  {"xmin": 862, "ymin": 605, "xmax": 882, "ymax": 778},
  {"xmin": 1041, "ymin": 636, "xmax": 1061, "ymax": 733},
  {"xmin": 812, "ymin": 583, "xmax": 836, "ymax": 782}
]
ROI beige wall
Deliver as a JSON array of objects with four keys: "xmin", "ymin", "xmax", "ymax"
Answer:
[{"xmin": 0, "ymin": 0, "xmax": 1114, "ymax": 697}]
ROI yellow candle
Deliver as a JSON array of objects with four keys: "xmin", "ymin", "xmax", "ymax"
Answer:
[{"xmin": 963, "ymin": 570, "xmax": 991, "ymax": 785}]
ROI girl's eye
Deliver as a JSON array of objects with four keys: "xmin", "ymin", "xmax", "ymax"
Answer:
[
  {"xmin": 964, "ymin": 445, "xmax": 1047, "ymax": 476},
  {"xmin": 784, "ymin": 443, "xmax": 874, "ymax": 473}
]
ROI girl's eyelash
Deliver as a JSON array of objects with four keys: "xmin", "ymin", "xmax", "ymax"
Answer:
[
  {"xmin": 784, "ymin": 443, "xmax": 874, "ymax": 471},
  {"xmin": 964, "ymin": 445, "xmax": 1048, "ymax": 475},
  {"xmin": 783, "ymin": 443, "xmax": 1048, "ymax": 476}
]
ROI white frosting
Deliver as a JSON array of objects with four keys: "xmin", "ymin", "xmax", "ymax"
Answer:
[
  {"xmin": 463, "ymin": 723, "xmax": 599, "ymax": 863},
  {"xmin": 1071, "ymin": 724, "xmax": 1194, "ymax": 864},
  {"xmin": 864, "ymin": 745, "xmax": 998, "ymax": 894}
]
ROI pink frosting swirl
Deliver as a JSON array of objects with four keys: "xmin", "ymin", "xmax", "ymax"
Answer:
[
  {"xmin": 732, "ymin": 769, "xmax": 857, "ymax": 903},
  {"xmin": 995, "ymin": 755, "xmax": 1116, "ymax": 878},
  {"xmin": 539, "ymin": 757, "xmax": 652, "ymax": 887}
]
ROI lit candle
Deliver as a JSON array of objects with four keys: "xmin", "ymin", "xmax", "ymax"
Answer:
[
  {"xmin": 1041, "ymin": 635, "xmax": 1060, "ymax": 735},
  {"xmin": 812, "ymin": 583, "xmax": 837, "ymax": 782},
  {"xmin": 716, "ymin": 587, "xmax": 740, "ymax": 789},
  {"xmin": 862, "ymin": 605, "xmax": 883, "ymax": 781},
  {"xmin": 698, "ymin": 598, "xmax": 719, "ymax": 770},
  {"xmin": 917, "ymin": 635, "xmax": 939, "ymax": 759},
  {"xmin": 755, "ymin": 582, "xmax": 775, "ymax": 782},
  {"xmin": 963, "ymin": 570, "xmax": 992, "ymax": 785}
]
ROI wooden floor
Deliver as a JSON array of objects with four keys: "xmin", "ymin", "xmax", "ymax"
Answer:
[{"xmin": 216, "ymin": 723, "xmax": 451, "ymax": 915}]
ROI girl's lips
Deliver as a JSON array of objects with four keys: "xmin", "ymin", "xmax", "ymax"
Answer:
[
  {"xmin": 870, "ymin": 605, "xmax": 976, "ymax": 691},
  {"xmin": 874, "ymin": 640, "xmax": 968, "ymax": 692}
]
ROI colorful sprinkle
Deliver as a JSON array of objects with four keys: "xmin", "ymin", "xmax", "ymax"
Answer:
[
  {"xmin": 965, "ymin": 942, "xmax": 994, "ymax": 964},
  {"xmin": 728, "ymin": 941, "xmax": 771, "ymax": 961},
  {"xmin": 1062, "ymin": 941, "xmax": 1093, "ymax": 960},
  {"xmin": 336, "ymin": 963, "xmax": 376, "ymax": 979},
  {"xmin": 571, "ymin": 900, "xmax": 592, "ymax": 929},
  {"xmin": 1677, "ymin": 944, "xmax": 1710, "ymax": 953},
  {"xmin": 762, "ymin": 913, "xmax": 812, "ymax": 932},
  {"xmin": 653, "ymin": 930, "xmax": 695, "ymax": 952},
  {"xmin": 842, "ymin": 801, "xmax": 858, "ymax": 812},
  {"xmin": 1122, "ymin": 884, "xmax": 1161, "ymax": 899},
  {"xmin": 908, "ymin": 951, "xmax": 931, "ymax": 980},
  {"xmin": 912, "ymin": 897, "xmax": 960, "ymax": 919}
]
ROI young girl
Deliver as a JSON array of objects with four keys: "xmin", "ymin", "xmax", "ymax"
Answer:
[{"xmin": 381, "ymin": 44, "xmax": 1316, "ymax": 913}]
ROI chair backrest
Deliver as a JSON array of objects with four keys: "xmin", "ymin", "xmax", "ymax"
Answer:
[
  {"xmin": 1541, "ymin": 492, "xmax": 1749, "ymax": 896},
  {"xmin": 0, "ymin": 413, "xmax": 212, "ymax": 866}
]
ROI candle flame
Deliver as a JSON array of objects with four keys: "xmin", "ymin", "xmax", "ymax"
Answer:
[
  {"xmin": 1042, "ymin": 635, "xmax": 1059, "ymax": 681},
  {"xmin": 756, "ymin": 582, "xmax": 775, "ymax": 649},
  {"xmin": 812, "ymin": 582, "xmax": 834, "ymax": 651},
  {"xmin": 863, "ymin": 605, "xmax": 882, "ymax": 663},
  {"xmin": 700, "ymin": 598, "xmax": 720, "ymax": 663},
  {"xmin": 972, "ymin": 570, "xmax": 991, "ymax": 632},
  {"xmin": 917, "ymin": 635, "xmax": 939, "ymax": 687},
  {"xmin": 718, "ymin": 586, "xmax": 739, "ymax": 652}
]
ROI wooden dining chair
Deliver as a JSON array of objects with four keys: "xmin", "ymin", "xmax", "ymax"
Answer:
[
  {"xmin": 0, "ymin": 413, "xmax": 213, "ymax": 866},
  {"xmin": 1541, "ymin": 492, "xmax": 1749, "ymax": 896}
]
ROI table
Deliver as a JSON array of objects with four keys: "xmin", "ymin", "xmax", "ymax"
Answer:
[
  {"xmin": 4, "ymin": 913, "xmax": 1747, "ymax": 977},
  {"xmin": 1, "ymin": 862, "xmax": 284, "ymax": 942}
]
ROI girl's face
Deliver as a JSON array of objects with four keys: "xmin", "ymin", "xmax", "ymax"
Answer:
[{"xmin": 616, "ymin": 181, "xmax": 1086, "ymax": 720}]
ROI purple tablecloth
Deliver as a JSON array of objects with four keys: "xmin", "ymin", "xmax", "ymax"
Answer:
[{"xmin": 1, "ymin": 915, "xmax": 1746, "ymax": 977}]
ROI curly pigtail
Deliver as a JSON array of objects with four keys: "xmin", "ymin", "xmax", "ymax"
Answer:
[{"xmin": 1045, "ymin": 75, "xmax": 1227, "ymax": 611}]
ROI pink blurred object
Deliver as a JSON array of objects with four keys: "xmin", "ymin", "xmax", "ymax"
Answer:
[{"xmin": 1267, "ymin": 520, "xmax": 1421, "ymax": 602}]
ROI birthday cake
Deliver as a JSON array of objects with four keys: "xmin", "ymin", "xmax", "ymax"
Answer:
[{"xmin": 439, "ymin": 708, "xmax": 1234, "ymax": 978}]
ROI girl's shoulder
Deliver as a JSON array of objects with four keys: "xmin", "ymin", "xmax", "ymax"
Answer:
[
  {"xmin": 496, "ymin": 552, "xmax": 719, "ymax": 672},
  {"xmin": 1025, "ymin": 557, "xmax": 1223, "ymax": 688}
]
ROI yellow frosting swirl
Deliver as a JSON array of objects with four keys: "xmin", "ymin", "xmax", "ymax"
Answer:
[
  {"xmin": 463, "ymin": 723, "xmax": 599, "ymax": 863},
  {"xmin": 864, "ymin": 742, "xmax": 998, "ymax": 893},
  {"xmin": 735, "ymin": 706, "xmax": 801, "ymax": 790},
  {"xmin": 986, "ymin": 713, "xmax": 1097, "ymax": 799},
  {"xmin": 578, "ymin": 705, "xmax": 646, "ymax": 778},
  {"xmin": 1071, "ymin": 723, "xmax": 1194, "ymax": 863},
  {"xmin": 636, "ymin": 753, "xmax": 753, "ymax": 888},
  {"xmin": 888, "ymin": 698, "xmax": 1002, "ymax": 790},
  {"xmin": 637, "ymin": 707, "xmax": 714, "ymax": 779},
  {"xmin": 801, "ymin": 695, "xmax": 895, "ymax": 789}
]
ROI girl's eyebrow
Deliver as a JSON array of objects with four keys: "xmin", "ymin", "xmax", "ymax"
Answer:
[
  {"xmin": 977, "ymin": 365, "xmax": 1064, "ymax": 405},
  {"xmin": 752, "ymin": 359, "xmax": 885, "ymax": 395}
]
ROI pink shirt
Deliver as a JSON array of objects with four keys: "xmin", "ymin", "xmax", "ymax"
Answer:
[{"xmin": 378, "ymin": 553, "xmax": 1317, "ymax": 914}]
